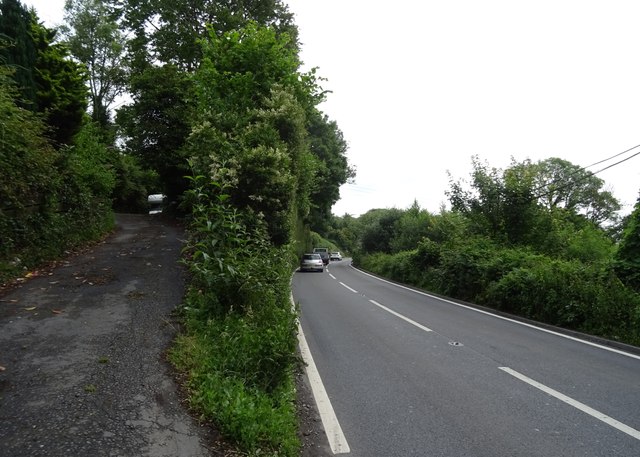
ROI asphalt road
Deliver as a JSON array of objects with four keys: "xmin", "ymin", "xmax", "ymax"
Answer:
[
  {"xmin": 0, "ymin": 214, "xmax": 222, "ymax": 457},
  {"xmin": 292, "ymin": 260, "xmax": 640, "ymax": 457}
]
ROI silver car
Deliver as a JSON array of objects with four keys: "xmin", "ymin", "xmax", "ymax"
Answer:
[{"xmin": 300, "ymin": 253, "xmax": 324, "ymax": 272}]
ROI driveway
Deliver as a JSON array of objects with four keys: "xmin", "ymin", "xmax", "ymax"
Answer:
[{"xmin": 0, "ymin": 214, "xmax": 225, "ymax": 456}]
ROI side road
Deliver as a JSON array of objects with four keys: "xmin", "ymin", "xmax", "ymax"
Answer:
[{"xmin": 0, "ymin": 214, "xmax": 223, "ymax": 456}]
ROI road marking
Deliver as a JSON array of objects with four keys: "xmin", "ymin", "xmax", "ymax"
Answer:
[
  {"xmin": 499, "ymin": 367, "xmax": 640, "ymax": 441},
  {"xmin": 340, "ymin": 282, "xmax": 358, "ymax": 293},
  {"xmin": 297, "ymin": 321, "xmax": 351, "ymax": 454},
  {"xmin": 329, "ymin": 274, "xmax": 337, "ymax": 280},
  {"xmin": 369, "ymin": 300, "xmax": 432, "ymax": 333},
  {"xmin": 352, "ymin": 267, "xmax": 640, "ymax": 361}
]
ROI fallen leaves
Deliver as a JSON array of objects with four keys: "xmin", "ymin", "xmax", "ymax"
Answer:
[
  {"xmin": 24, "ymin": 307, "xmax": 37, "ymax": 311},
  {"xmin": 51, "ymin": 309, "xmax": 63, "ymax": 315}
]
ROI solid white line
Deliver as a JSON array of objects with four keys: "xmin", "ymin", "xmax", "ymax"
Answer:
[
  {"xmin": 340, "ymin": 282, "xmax": 358, "ymax": 294},
  {"xmin": 352, "ymin": 267, "xmax": 640, "ymax": 361},
  {"xmin": 499, "ymin": 367, "xmax": 640, "ymax": 441},
  {"xmin": 298, "ymin": 322, "xmax": 351, "ymax": 454},
  {"xmin": 369, "ymin": 300, "xmax": 432, "ymax": 333}
]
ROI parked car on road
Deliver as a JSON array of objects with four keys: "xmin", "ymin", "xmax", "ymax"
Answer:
[
  {"xmin": 330, "ymin": 252, "xmax": 342, "ymax": 261},
  {"xmin": 313, "ymin": 247, "xmax": 330, "ymax": 265},
  {"xmin": 300, "ymin": 253, "xmax": 324, "ymax": 272}
]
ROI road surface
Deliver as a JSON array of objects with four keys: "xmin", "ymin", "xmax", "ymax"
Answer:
[{"xmin": 293, "ymin": 259, "xmax": 640, "ymax": 457}]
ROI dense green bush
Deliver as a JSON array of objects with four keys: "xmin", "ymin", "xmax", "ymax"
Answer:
[
  {"xmin": 170, "ymin": 177, "xmax": 300, "ymax": 455},
  {"xmin": 484, "ymin": 260, "xmax": 640, "ymax": 344},
  {"xmin": 358, "ymin": 239, "xmax": 640, "ymax": 346},
  {"xmin": 0, "ymin": 74, "xmax": 114, "ymax": 281}
]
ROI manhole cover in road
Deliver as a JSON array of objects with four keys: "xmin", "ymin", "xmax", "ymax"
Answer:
[{"xmin": 448, "ymin": 341, "xmax": 464, "ymax": 347}]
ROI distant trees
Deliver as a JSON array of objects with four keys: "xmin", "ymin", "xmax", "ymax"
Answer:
[{"xmin": 333, "ymin": 156, "xmax": 639, "ymax": 346}]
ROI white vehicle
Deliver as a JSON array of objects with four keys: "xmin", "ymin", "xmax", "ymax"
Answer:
[
  {"xmin": 300, "ymin": 253, "xmax": 324, "ymax": 272},
  {"xmin": 148, "ymin": 194, "xmax": 166, "ymax": 214},
  {"xmin": 329, "ymin": 252, "xmax": 342, "ymax": 261}
]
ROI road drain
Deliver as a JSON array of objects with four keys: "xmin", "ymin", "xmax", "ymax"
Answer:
[{"xmin": 448, "ymin": 341, "xmax": 463, "ymax": 347}]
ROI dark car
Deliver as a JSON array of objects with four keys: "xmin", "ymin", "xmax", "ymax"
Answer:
[
  {"xmin": 300, "ymin": 253, "xmax": 324, "ymax": 272},
  {"xmin": 313, "ymin": 247, "xmax": 330, "ymax": 265}
]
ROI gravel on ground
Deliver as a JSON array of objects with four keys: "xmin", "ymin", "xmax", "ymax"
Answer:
[{"xmin": 0, "ymin": 213, "xmax": 329, "ymax": 457}]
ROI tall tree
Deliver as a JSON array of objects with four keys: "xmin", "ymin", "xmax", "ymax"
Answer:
[
  {"xmin": 186, "ymin": 23, "xmax": 312, "ymax": 245},
  {"xmin": 62, "ymin": 0, "xmax": 125, "ymax": 128},
  {"xmin": 533, "ymin": 157, "xmax": 620, "ymax": 225},
  {"xmin": 306, "ymin": 109, "xmax": 354, "ymax": 232},
  {"xmin": 116, "ymin": 64, "xmax": 192, "ymax": 203},
  {"xmin": 1, "ymin": 2, "xmax": 88, "ymax": 146},
  {"xmin": 31, "ymin": 19, "xmax": 88, "ymax": 146},
  {"xmin": 0, "ymin": 0, "xmax": 37, "ymax": 107},
  {"xmin": 120, "ymin": 0, "xmax": 297, "ymax": 72},
  {"xmin": 117, "ymin": 0, "xmax": 300, "ymax": 207}
]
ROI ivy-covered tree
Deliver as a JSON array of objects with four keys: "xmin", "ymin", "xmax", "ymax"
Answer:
[
  {"xmin": 116, "ymin": 0, "xmax": 302, "ymax": 208},
  {"xmin": 186, "ymin": 23, "xmax": 314, "ymax": 245}
]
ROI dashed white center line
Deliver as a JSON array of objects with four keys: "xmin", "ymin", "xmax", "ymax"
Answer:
[
  {"xmin": 499, "ymin": 367, "xmax": 640, "ymax": 441},
  {"xmin": 329, "ymin": 274, "xmax": 337, "ymax": 280},
  {"xmin": 369, "ymin": 300, "xmax": 432, "ymax": 333},
  {"xmin": 339, "ymin": 282, "xmax": 358, "ymax": 293}
]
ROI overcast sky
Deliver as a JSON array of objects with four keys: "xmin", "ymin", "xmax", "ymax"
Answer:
[{"xmin": 26, "ymin": 0, "xmax": 640, "ymax": 216}]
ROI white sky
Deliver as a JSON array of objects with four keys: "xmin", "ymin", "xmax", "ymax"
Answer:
[{"xmin": 26, "ymin": 0, "xmax": 640, "ymax": 217}]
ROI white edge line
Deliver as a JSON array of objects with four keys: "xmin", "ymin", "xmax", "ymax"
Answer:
[
  {"xmin": 296, "ymin": 319, "xmax": 351, "ymax": 454},
  {"xmin": 352, "ymin": 266, "xmax": 640, "ymax": 361},
  {"xmin": 339, "ymin": 282, "xmax": 358, "ymax": 294},
  {"xmin": 369, "ymin": 300, "xmax": 432, "ymax": 333},
  {"xmin": 499, "ymin": 367, "xmax": 640, "ymax": 441}
]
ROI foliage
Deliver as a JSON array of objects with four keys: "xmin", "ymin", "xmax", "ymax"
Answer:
[
  {"xmin": 186, "ymin": 23, "xmax": 314, "ymax": 245},
  {"xmin": 0, "ymin": 70, "xmax": 114, "ymax": 281},
  {"xmin": 171, "ymin": 176, "xmax": 300, "ymax": 454},
  {"xmin": 110, "ymin": 153, "xmax": 158, "ymax": 213},
  {"xmin": 485, "ymin": 260, "xmax": 640, "ymax": 344},
  {"xmin": 358, "ymin": 208, "xmax": 404, "ymax": 254},
  {"xmin": 306, "ymin": 110, "xmax": 354, "ymax": 232},
  {"xmin": 31, "ymin": 18, "xmax": 88, "ymax": 146},
  {"xmin": 615, "ymin": 194, "xmax": 640, "ymax": 292},
  {"xmin": 344, "ymin": 154, "xmax": 639, "ymax": 346},
  {"xmin": 0, "ymin": 0, "xmax": 37, "ymax": 106},
  {"xmin": 447, "ymin": 157, "xmax": 621, "ymax": 246},
  {"xmin": 116, "ymin": 64, "xmax": 192, "ymax": 204},
  {"xmin": 534, "ymin": 157, "xmax": 621, "ymax": 225},
  {"xmin": 62, "ymin": 0, "xmax": 126, "ymax": 128},
  {"xmin": 1, "ymin": 2, "xmax": 87, "ymax": 146},
  {"xmin": 119, "ymin": 0, "xmax": 298, "ymax": 72}
]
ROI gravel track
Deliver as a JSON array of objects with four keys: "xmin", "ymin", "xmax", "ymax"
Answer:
[{"xmin": 0, "ymin": 214, "xmax": 224, "ymax": 457}]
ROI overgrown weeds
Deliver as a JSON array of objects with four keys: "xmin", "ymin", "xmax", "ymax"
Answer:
[{"xmin": 169, "ymin": 176, "xmax": 300, "ymax": 456}]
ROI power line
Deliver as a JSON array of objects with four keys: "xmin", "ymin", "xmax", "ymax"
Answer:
[
  {"xmin": 582, "ymin": 143, "xmax": 640, "ymax": 170},
  {"xmin": 532, "ymin": 145, "xmax": 640, "ymax": 203}
]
